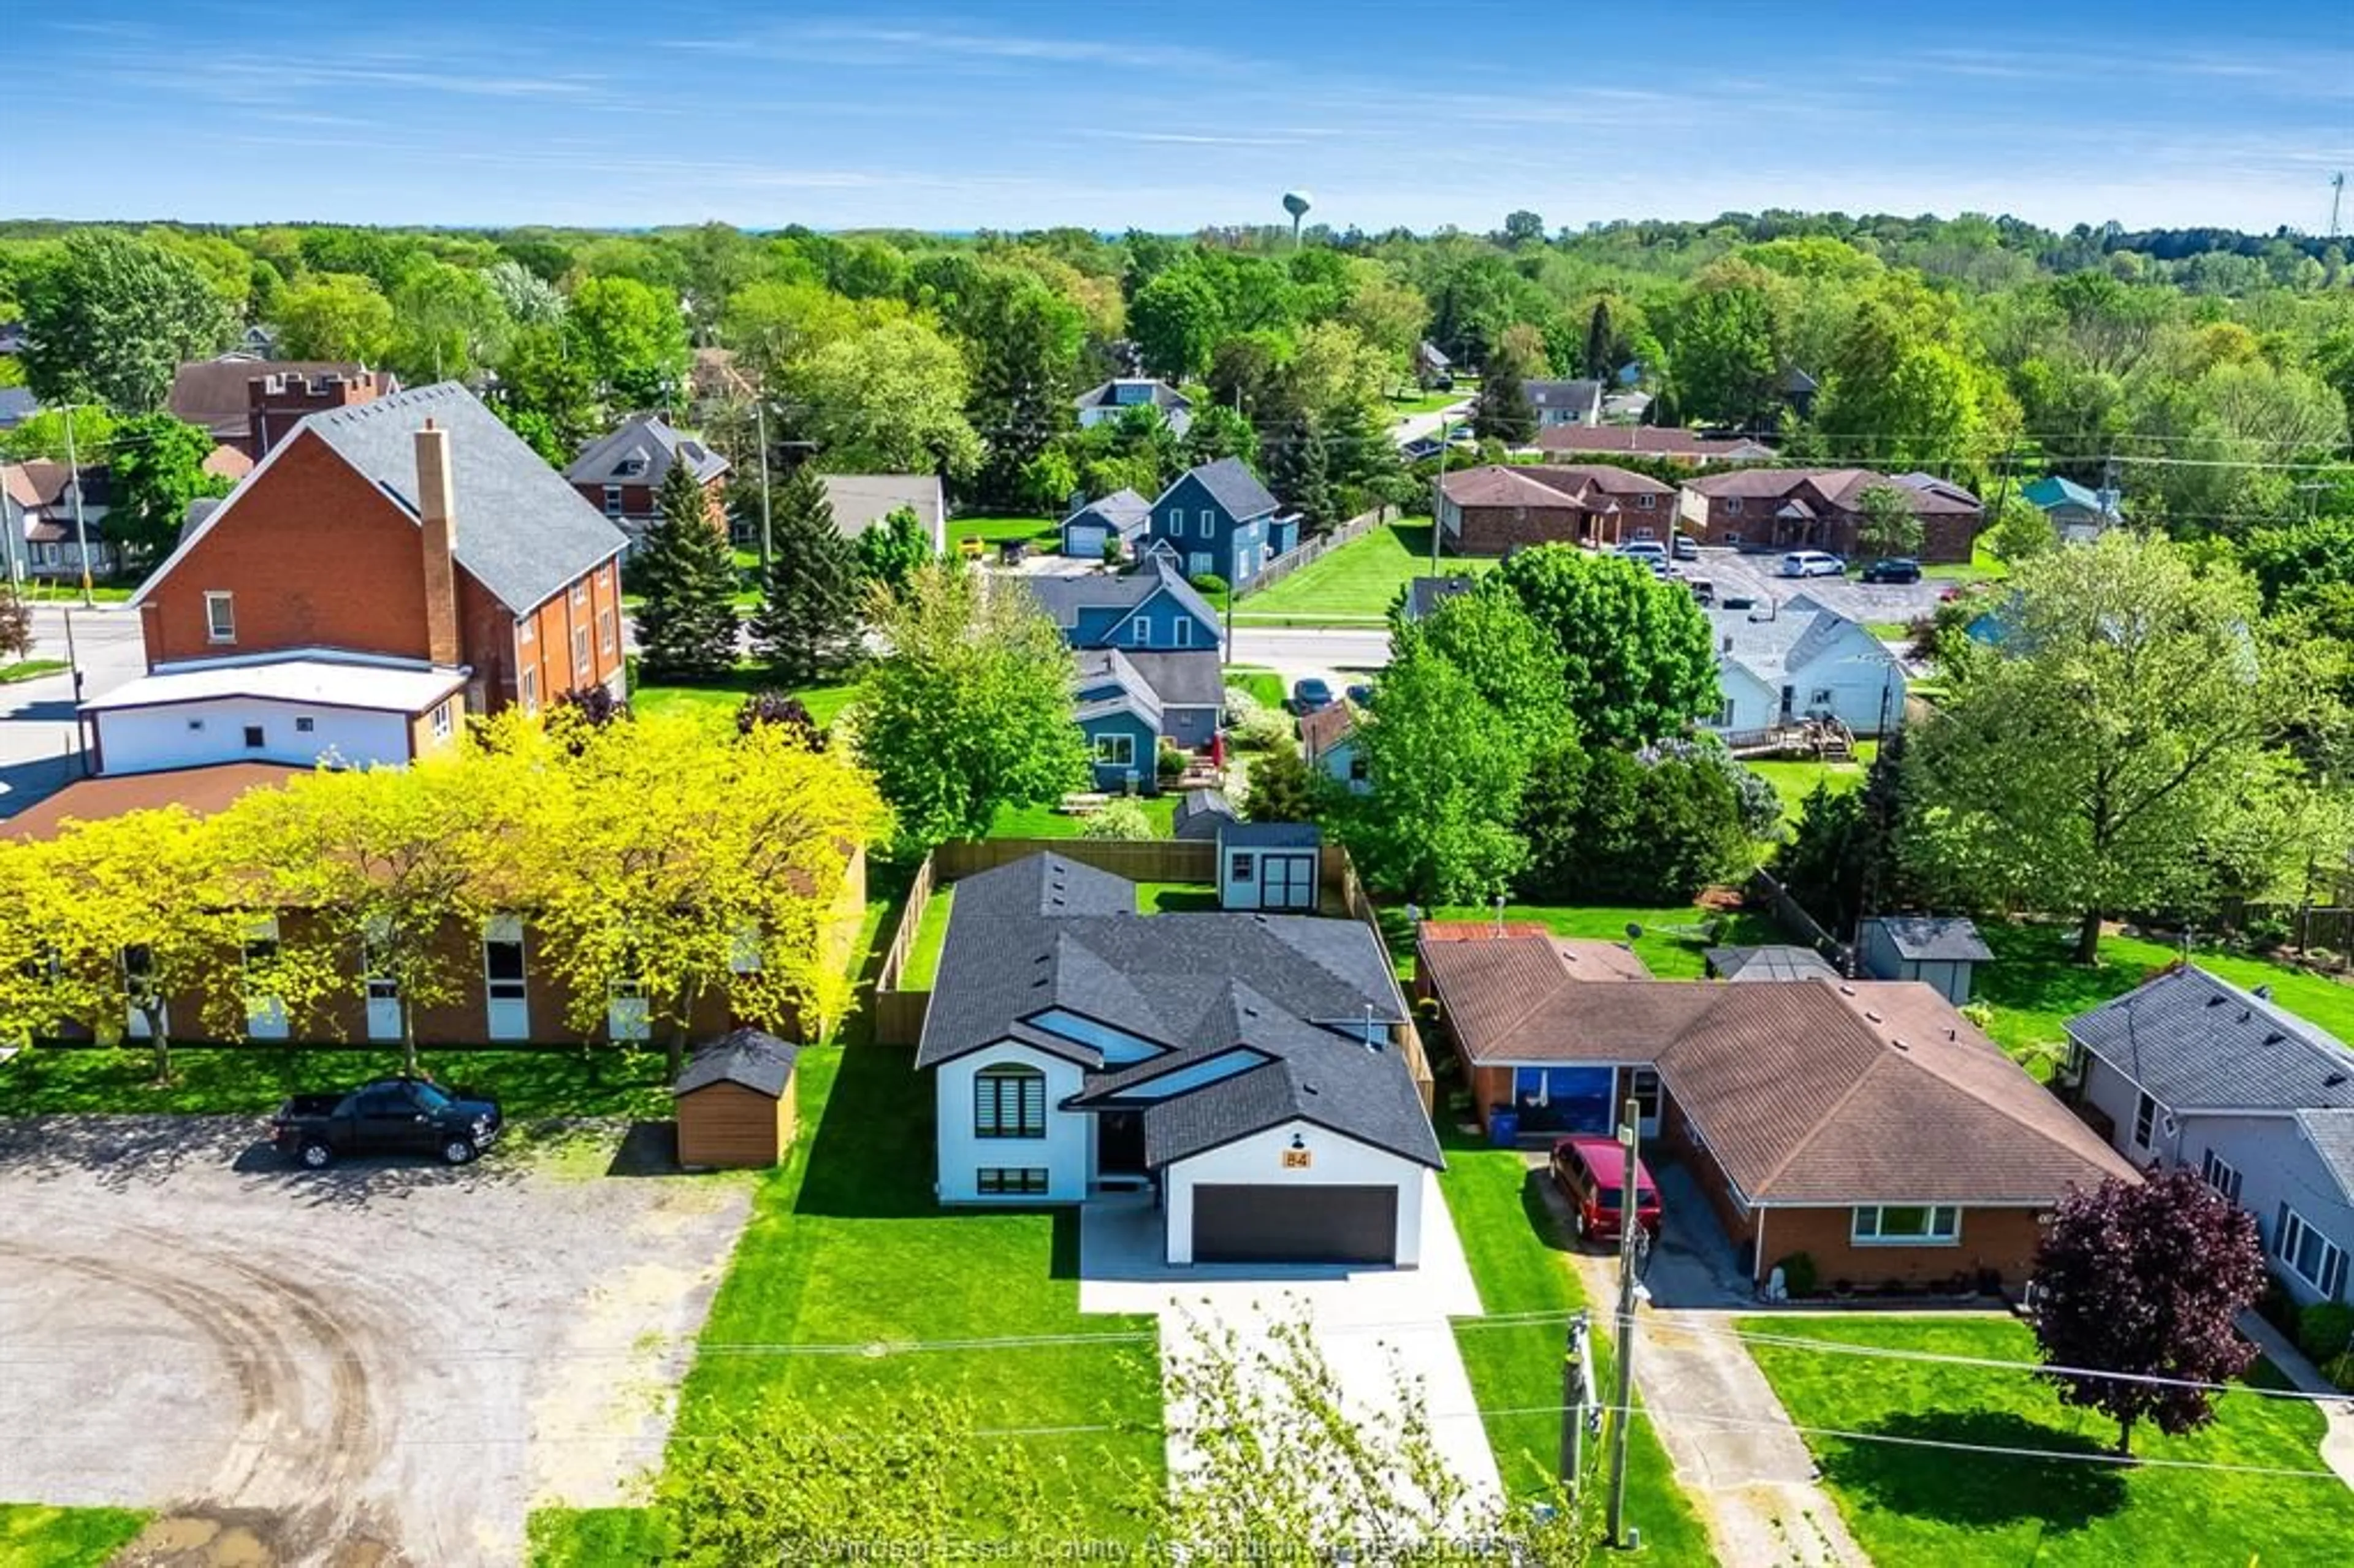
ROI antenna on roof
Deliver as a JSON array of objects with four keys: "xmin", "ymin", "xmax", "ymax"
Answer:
[{"xmin": 1493, "ymin": 892, "xmax": 1507, "ymax": 936}]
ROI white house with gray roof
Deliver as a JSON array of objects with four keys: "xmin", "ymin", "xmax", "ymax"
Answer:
[
  {"xmin": 1707, "ymin": 593, "xmax": 1907, "ymax": 738},
  {"xmin": 917, "ymin": 853, "xmax": 1440, "ymax": 1266},
  {"xmin": 1075, "ymin": 378, "xmax": 1192, "ymax": 436},
  {"xmin": 2065, "ymin": 966, "xmax": 2354, "ymax": 1307}
]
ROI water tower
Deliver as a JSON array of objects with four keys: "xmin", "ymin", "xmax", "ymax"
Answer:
[{"xmin": 1282, "ymin": 190, "xmax": 1313, "ymax": 248}]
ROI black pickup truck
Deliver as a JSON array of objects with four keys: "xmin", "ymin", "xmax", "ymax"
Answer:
[{"xmin": 272, "ymin": 1076, "xmax": 503, "ymax": 1169}]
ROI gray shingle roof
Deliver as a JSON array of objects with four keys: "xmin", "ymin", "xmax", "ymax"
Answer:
[
  {"xmin": 1864, "ymin": 916, "xmax": 1994, "ymax": 962},
  {"xmin": 2066, "ymin": 965, "xmax": 2354, "ymax": 1113},
  {"xmin": 1075, "ymin": 379, "xmax": 1192, "ymax": 415},
  {"xmin": 1064, "ymin": 488, "xmax": 1152, "ymax": 536},
  {"xmin": 1173, "ymin": 789, "xmax": 1237, "ymax": 841},
  {"xmin": 1124, "ymin": 650, "xmax": 1223, "ymax": 709},
  {"xmin": 674, "ymin": 1027, "xmax": 799, "ymax": 1098},
  {"xmin": 2299, "ymin": 1109, "xmax": 2354, "ymax": 1202},
  {"xmin": 1179, "ymin": 457, "xmax": 1279, "ymax": 521},
  {"xmin": 302, "ymin": 382, "xmax": 630, "ymax": 612},
  {"xmin": 565, "ymin": 414, "xmax": 730, "ymax": 489},
  {"xmin": 1074, "ymin": 649, "xmax": 1161, "ymax": 728},
  {"xmin": 1018, "ymin": 557, "xmax": 1219, "ymax": 638},
  {"xmin": 1705, "ymin": 945, "xmax": 1843, "ymax": 983},
  {"xmin": 1405, "ymin": 575, "xmax": 1476, "ymax": 623},
  {"xmin": 1221, "ymin": 821, "xmax": 1320, "ymax": 850},
  {"xmin": 1709, "ymin": 593, "xmax": 1897, "ymax": 688},
  {"xmin": 1525, "ymin": 379, "xmax": 1603, "ymax": 413},
  {"xmin": 917, "ymin": 852, "xmax": 1434, "ymax": 1168}
]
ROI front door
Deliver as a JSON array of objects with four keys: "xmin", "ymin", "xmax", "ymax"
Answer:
[
  {"xmin": 365, "ymin": 976, "xmax": 402, "ymax": 1041},
  {"xmin": 482, "ymin": 916, "xmax": 530, "ymax": 1040},
  {"xmin": 1098, "ymin": 1111, "xmax": 1146, "ymax": 1177}
]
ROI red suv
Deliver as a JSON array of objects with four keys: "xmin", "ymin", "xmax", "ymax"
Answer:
[{"xmin": 1549, "ymin": 1135, "xmax": 1663, "ymax": 1244}]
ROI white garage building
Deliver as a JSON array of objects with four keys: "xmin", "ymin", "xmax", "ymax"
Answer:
[
  {"xmin": 920, "ymin": 853, "xmax": 1439, "ymax": 1267},
  {"xmin": 80, "ymin": 650, "xmax": 467, "ymax": 776}
]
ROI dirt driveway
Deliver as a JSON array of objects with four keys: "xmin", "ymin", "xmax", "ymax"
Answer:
[{"xmin": 0, "ymin": 1116, "xmax": 751, "ymax": 1567}]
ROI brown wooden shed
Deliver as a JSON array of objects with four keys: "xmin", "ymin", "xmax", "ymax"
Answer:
[{"xmin": 673, "ymin": 1028, "xmax": 799, "ymax": 1169}]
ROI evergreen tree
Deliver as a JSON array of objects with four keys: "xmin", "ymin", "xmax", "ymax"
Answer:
[
  {"xmin": 1267, "ymin": 417, "xmax": 1335, "ymax": 535},
  {"xmin": 632, "ymin": 463, "xmax": 740, "ymax": 682},
  {"xmin": 1584, "ymin": 300, "xmax": 1613, "ymax": 380},
  {"xmin": 747, "ymin": 466, "xmax": 861, "ymax": 683},
  {"xmin": 1470, "ymin": 350, "xmax": 1537, "ymax": 444}
]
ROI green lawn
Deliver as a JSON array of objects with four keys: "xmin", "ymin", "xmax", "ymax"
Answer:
[
  {"xmin": 0, "ymin": 658, "xmax": 68, "ymax": 683},
  {"xmin": 1224, "ymin": 665, "xmax": 1287, "ymax": 710},
  {"xmin": 951, "ymin": 513, "xmax": 1062, "ymax": 549},
  {"xmin": 1921, "ymin": 542, "xmax": 2010, "ymax": 585},
  {"xmin": 1235, "ymin": 522, "xmax": 1494, "ymax": 626},
  {"xmin": 1746, "ymin": 740, "xmax": 1880, "ymax": 827},
  {"xmin": 1743, "ymin": 1315, "xmax": 2354, "ymax": 1568},
  {"xmin": 528, "ymin": 1046, "xmax": 1164, "ymax": 1560},
  {"xmin": 1388, "ymin": 389, "xmax": 1470, "ymax": 416},
  {"xmin": 901, "ymin": 885, "xmax": 955, "ymax": 989},
  {"xmin": 0, "ymin": 1504, "xmax": 150, "ymax": 1568},
  {"xmin": 1436, "ymin": 1126, "xmax": 1713, "ymax": 1558},
  {"xmin": 0, "ymin": 1043, "xmax": 674, "ymax": 1119},
  {"xmin": 631, "ymin": 677, "xmax": 858, "ymax": 729},
  {"xmin": 1971, "ymin": 922, "xmax": 2354, "ymax": 1070},
  {"xmin": 1135, "ymin": 881, "xmax": 1221, "ymax": 914},
  {"xmin": 1392, "ymin": 902, "xmax": 1781, "ymax": 982},
  {"xmin": 986, "ymin": 794, "xmax": 1179, "ymax": 839},
  {"xmin": 10, "ymin": 582, "xmax": 137, "ymax": 604}
]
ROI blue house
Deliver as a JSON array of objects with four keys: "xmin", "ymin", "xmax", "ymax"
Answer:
[
  {"xmin": 1146, "ymin": 459, "xmax": 1297, "ymax": 591},
  {"xmin": 1023, "ymin": 558, "xmax": 1227, "ymax": 791},
  {"xmin": 2021, "ymin": 476, "xmax": 2120, "ymax": 544},
  {"xmin": 1059, "ymin": 488, "xmax": 1152, "ymax": 560}
]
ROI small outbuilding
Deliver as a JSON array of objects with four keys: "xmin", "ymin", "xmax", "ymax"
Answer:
[
  {"xmin": 1857, "ymin": 916, "xmax": 1995, "ymax": 1005},
  {"xmin": 673, "ymin": 1027, "xmax": 800, "ymax": 1168},
  {"xmin": 1216, "ymin": 821, "xmax": 1321, "ymax": 912},
  {"xmin": 1172, "ymin": 788, "xmax": 1238, "ymax": 842}
]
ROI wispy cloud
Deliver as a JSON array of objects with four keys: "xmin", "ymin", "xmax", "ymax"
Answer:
[{"xmin": 1102, "ymin": 131, "xmax": 1305, "ymax": 148}]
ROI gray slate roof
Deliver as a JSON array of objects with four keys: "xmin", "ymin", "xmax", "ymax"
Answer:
[
  {"xmin": 1405, "ymin": 574, "xmax": 1476, "ymax": 623},
  {"xmin": 674, "ymin": 1027, "xmax": 799, "ymax": 1098},
  {"xmin": 1863, "ymin": 916, "xmax": 1994, "ymax": 962},
  {"xmin": 1179, "ymin": 457, "xmax": 1279, "ymax": 521},
  {"xmin": 0, "ymin": 387, "xmax": 37, "ymax": 429},
  {"xmin": 2066, "ymin": 965, "xmax": 2354, "ymax": 1113},
  {"xmin": 565, "ymin": 414, "xmax": 729, "ymax": 489},
  {"xmin": 1064, "ymin": 488, "xmax": 1152, "ymax": 537},
  {"xmin": 2298, "ymin": 1109, "xmax": 2354, "ymax": 1203},
  {"xmin": 1173, "ymin": 789, "xmax": 1238, "ymax": 841},
  {"xmin": 918, "ymin": 853, "xmax": 1435, "ymax": 1168},
  {"xmin": 1019, "ymin": 557, "xmax": 1220, "ymax": 637},
  {"xmin": 300, "ymin": 382, "xmax": 630, "ymax": 612},
  {"xmin": 1705, "ymin": 945, "xmax": 1843, "ymax": 983},
  {"xmin": 1221, "ymin": 821, "xmax": 1320, "ymax": 850},
  {"xmin": 1075, "ymin": 379, "xmax": 1191, "ymax": 414}
]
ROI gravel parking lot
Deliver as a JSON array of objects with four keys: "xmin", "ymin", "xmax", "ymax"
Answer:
[{"xmin": 0, "ymin": 1116, "xmax": 751, "ymax": 1567}]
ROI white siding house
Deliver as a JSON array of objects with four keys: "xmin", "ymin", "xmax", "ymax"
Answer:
[
  {"xmin": 80, "ymin": 653, "xmax": 465, "ymax": 777},
  {"xmin": 934, "ymin": 1042, "xmax": 1095, "ymax": 1205},
  {"xmin": 1707, "ymin": 594, "xmax": 1906, "ymax": 737}
]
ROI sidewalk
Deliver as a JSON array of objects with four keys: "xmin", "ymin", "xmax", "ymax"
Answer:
[{"xmin": 2238, "ymin": 1309, "xmax": 2354, "ymax": 1490}]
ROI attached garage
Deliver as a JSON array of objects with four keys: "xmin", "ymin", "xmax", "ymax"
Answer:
[
  {"xmin": 1162, "ymin": 1119, "xmax": 1433, "ymax": 1268},
  {"xmin": 1063, "ymin": 522, "xmax": 1107, "ymax": 558},
  {"xmin": 1191, "ymin": 1183, "xmax": 1398, "ymax": 1264},
  {"xmin": 674, "ymin": 1027, "xmax": 799, "ymax": 1168}
]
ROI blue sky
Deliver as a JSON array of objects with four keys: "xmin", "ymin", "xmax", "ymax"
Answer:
[{"xmin": 7, "ymin": 1, "xmax": 2350, "ymax": 233}]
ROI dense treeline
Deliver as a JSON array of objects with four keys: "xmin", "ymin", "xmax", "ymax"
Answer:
[{"xmin": 1, "ymin": 210, "xmax": 2348, "ymax": 544}]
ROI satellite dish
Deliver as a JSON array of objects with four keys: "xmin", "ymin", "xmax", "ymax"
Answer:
[{"xmin": 1625, "ymin": 923, "xmax": 1645, "ymax": 942}]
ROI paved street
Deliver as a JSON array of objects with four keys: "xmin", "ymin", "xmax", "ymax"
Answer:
[
  {"xmin": 1227, "ymin": 625, "xmax": 1390, "ymax": 691},
  {"xmin": 0, "ymin": 603, "xmax": 145, "ymax": 817},
  {"xmin": 1389, "ymin": 401, "xmax": 1471, "ymax": 449}
]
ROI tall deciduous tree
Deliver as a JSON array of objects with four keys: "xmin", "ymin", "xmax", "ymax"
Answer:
[
  {"xmin": 785, "ymin": 318, "xmax": 983, "ymax": 481},
  {"xmin": 1904, "ymin": 531, "xmax": 2339, "ymax": 963},
  {"xmin": 2032, "ymin": 1169, "xmax": 2265, "ymax": 1456},
  {"xmin": 1129, "ymin": 267, "xmax": 1226, "ymax": 380},
  {"xmin": 853, "ymin": 561, "xmax": 1088, "ymax": 850},
  {"xmin": 275, "ymin": 272, "xmax": 397, "ymax": 363},
  {"xmin": 632, "ymin": 463, "xmax": 741, "ymax": 682},
  {"xmin": 387, "ymin": 262, "xmax": 515, "ymax": 384},
  {"xmin": 1853, "ymin": 482, "xmax": 1925, "ymax": 561},
  {"xmin": 747, "ymin": 466, "xmax": 861, "ymax": 683},
  {"xmin": 21, "ymin": 231, "xmax": 234, "ymax": 411},
  {"xmin": 567, "ymin": 275, "xmax": 691, "ymax": 408},
  {"xmin": 1494, "ymin": 545, "xmax": 1718, "ymax": 746},
  {"xmin": 105, "ymin": 413, "xmax": 232, "ymax": 566}
]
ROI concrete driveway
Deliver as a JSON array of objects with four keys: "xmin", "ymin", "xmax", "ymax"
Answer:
[
  {"xmin": 1079, "ymin": 1175, "xmax": 1501, "ymax": 1511},
  {"xmin": 0, "ymin": 602, "xmax": 145, "ymax": 816},
  {"xmin": 0, "ymin": 1115, "xmax": 752, "ymax": 1567}
]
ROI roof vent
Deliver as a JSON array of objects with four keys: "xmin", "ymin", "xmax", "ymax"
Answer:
[
  {"xmin": 1864, "ymin": 1010, "xmax": 1883, "ymax": 1025},
  {"xmin": 1890, "ymin": 1037, "xmax": 1909, "ymax": 1051},
  {"xmin": 2254, "ymin": 984, "xmax": 2274, "ymax": 1001},
  {"xmin": 2264, "ymin": 1032, "xmax": 2285, "ymax": 1047},
  {"xmin": 2326, "ymin": 1072, "xmax": 2348, "ymax": 1088},
  {"xmin": 1301, "ymin": 1081, "xmax": 1320, "ymax": 1095},
  {"xmin": 1838, "ymin": 984, "xmax": 1856, "ymax": 997},
  {"xmin": 2206, "ymin": 995, "xmax": 2228, "ymax": 1007}
]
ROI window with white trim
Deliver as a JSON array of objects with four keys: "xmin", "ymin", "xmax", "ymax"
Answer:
[
  {"xmin": 2276, "ymin": 1204, "xmax": 2349, "ymax": 1298},
  {"xmin": 1093, "ymin": 733, "xmax": 1135, "ymax": 768},
  {"xmin": 2200, "ymin": 1147, "xmax": 2243, "ymax": 1203},
  {"xmin": 603, "ymin": 485, "xmax": 624, "ymax": 517},
  {"xmin": 1172, "ymin": 617, "xmax": 1191, "ymax": 648},
  {"xmin": 573, "ymin": 624, "xmax": 590, "ymax": 673},
  {"xmin": 1637, "ymin": 493, "xmax": 1656, "ymax": 509},
  {"xmin": 1130, "ymin": 614, "xmax": 1151, "ymax": 644},
  {"xmin": 520, "ymin": 666, "xmax": 539, "ymax": 714},
  {"xmin": 1200, "ymin": 508, "xmax": 1216, "ymax": 534},
  {"xmin": 978, "ymin": 1168, "xmax": 1048, "ymax": 1195},
  {"xmin": 2133, "ymin": 1091, "xmax": 2157, "ymax": 1149},
  {"xmin": 1851, "ymin": 1205, "xmax": 1960, "ymax": 1245},
  {"xmin": 1630, "ymin": 1067, "xmax": 1663, "ymax": 1122},
  {"xmin": 519, "ymin": 615, "xmax": 535, "ymax": 645},
  {"xmin": 1726, "ymin": 498, "xmax": 1745, "ymax": 516},
  {"xmin": 974, "ymin": 1065, "xmax": 1046, "ymax": 1139},
  {"xmin": 598, "ymin": 607, "xmax": 615, "ymax": 656},
  {"xmin": 204, "ymin": 592, "xmax": 235, "ymax": 643},
  {"xmin": 572, "ymin": 577, "xmax": 589, "ymax": 606},
  {"xmin": 431, "ymin": 699, "xmax": 453, "ymax": 740}
]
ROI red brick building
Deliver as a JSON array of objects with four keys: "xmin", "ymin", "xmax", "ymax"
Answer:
[
  {"xmin": 166, "ymin": 358, "xmax": 395, "ymax": 459},
  {"xmin": 1415, "ymin": 927, "xmax": 2135, "ymax": 1291},
  {"xmin": 1677, "ymin": 468, "xmax": 1984, "ymax": 563},
  {"xmin": 114, "ymin": 384, "xmax": 629, "ymax": 774},
  {"xmin": 563, "ymin": 413, "xmax": 731, "ymax": 552},
  {"xmin": 1436, "ymin": 463, "xmax": 1680, "ymax": 554}
]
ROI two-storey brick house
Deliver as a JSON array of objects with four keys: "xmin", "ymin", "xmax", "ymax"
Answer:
[
  {"xmin": 563, "ymin": 413, "xmax": 731, "ymax": 554},
  {"xmin": 101, "ymin": 383, "xmax": 629, "ymax": 775},
  {"xmin": 1677, "ymin": 468, "xmax": 1984, "ymax": 563},
  {"xmin": 1146, "ymin": 458, "xmax": 1297, "ymax": 591}
]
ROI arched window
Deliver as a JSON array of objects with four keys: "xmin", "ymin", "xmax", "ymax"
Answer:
[{"xmin": 975, "ymin": 1064, "xmax": 1046, "ymax": 1139}]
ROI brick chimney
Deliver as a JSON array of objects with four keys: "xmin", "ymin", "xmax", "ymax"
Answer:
[{"xmin": 415, "ymin": 419, "xmax": 461, "ymax": 668}]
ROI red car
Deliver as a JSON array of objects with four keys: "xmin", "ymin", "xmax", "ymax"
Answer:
[{"xmin": 1549, "ymin": 1135, "xmax": 1663, "ymax": 1244}]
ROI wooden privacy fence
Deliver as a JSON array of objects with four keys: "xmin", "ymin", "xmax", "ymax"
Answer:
[
  {"xmin": 934, "ymin": 836, "xmax": 1216, "ymax": 883},
  {"xmin": 1234, "ymin": 504, "xmax": 1399, "ymax": 599}
]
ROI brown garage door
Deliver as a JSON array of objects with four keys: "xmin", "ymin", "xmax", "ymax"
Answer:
[{"xmin": 1191, "ymin": 1184, "xmax": 1397, "ymax": 1264}]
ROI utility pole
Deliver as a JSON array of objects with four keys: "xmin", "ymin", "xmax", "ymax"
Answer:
[
  {"xmin": 1605, "ymin": 1095, "xmax": 1644, "ymax": 1547},
  {"xmin": 1429, "ymin": 414, "xmax": 1452, "ymax": 576},
  {"xmin": 753, "ymin": 394, "xmax": 775, "ymax": 574},
  {"xmin": 63, "ymin": 405, "xmax": 94, "ymax": 607}
]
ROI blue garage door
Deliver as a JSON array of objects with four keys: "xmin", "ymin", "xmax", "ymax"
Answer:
[{"xmin": 1509, "ymin": 1067, "xmax": 1615, "ymax": 1135}]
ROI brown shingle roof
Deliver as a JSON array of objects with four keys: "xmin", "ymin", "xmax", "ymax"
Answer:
[
  {"xmin": 1419, "ymin": 932, "xmax": 2133, "ymax": 1205},
  {"xmin": 166, "ymin": 359, "xmax": 380, "ymax": 440},
  {"xmin": 1686, "ymin": 466, "xmax": 1982, "ymax": 516},
  {"xmin": 1439, "ymin": 465, "xmax": 1586, "ymax": 509},
  {"xmin": 1522, "ymin": 464, "xmax": 1678, "ymax": 500},
  {"xmin": 2, "ymin": 763, "xmax": 304, "ymax": 840},
  {"xmin": 1298, "ymin": 701, "xmax": 1357, "ymax": 758},
  {"xmin": 1533, "ymin": 425, "xmax": 1776, "ymax": 460}
]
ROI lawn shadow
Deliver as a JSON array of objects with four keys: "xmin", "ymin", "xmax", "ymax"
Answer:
[
  {"xmin": 1520, "ymin": 1165, "xmax": 1575, "ymax": 1254},
  {"xmin": 791, "ymin": 1043, "xmax": 938, "ymax": 1219},
  {"xmin": 1818, "ymin": 1410, "xmax": 2127, "ymax": 1531},
  {"xmin": 1139, "ymin": 887, "xmax": 1221, "ymax": 914},
  {"xmin": 604, "ymin": 1119, "xmax": 682, "ymax": 1175}
]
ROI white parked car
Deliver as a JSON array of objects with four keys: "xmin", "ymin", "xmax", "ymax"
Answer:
[
  {"xmin": 1615, "ymin": 541, "xmax": 1670, "ymax": 575},
  {"xmin": 1778, "ymin": 550, "xmax": 1845, "ymax": 579}
]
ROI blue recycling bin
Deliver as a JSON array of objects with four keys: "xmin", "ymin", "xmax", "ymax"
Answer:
[{"xmin": 1488, "ymin": 1108, "xmax": 1520, "ymax": 1147}]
